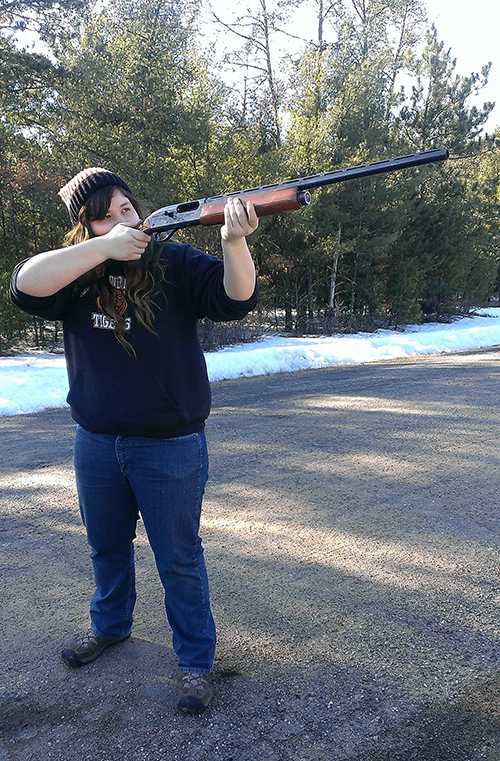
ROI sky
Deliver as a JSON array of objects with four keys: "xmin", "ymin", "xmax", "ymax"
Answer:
[
  {"xmin": 201, "ymin": 0, "xmax": 499, "ymax": 135},
  {"xmin": 425, "ymin": 0, "xmax": 498, "ymax": 134},
  {"xmin": 2, "ymin": 308, "xmax": 500, "ymax": 416}
]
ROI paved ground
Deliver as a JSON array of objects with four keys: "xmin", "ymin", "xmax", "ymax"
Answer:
[{"xmin": 0, "ymin": 348, "xmax": 499, "ymax": 761}]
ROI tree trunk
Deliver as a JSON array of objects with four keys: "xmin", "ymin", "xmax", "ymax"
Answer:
[
  {"xmin": 307, "ymin": 257, "xmax": 314, "ymax": 320},
  {"xmin": 325, "ymin": 224, "xmax": 341, "ymax": 333}
]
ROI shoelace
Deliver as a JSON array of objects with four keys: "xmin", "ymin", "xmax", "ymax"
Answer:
[
  {"xmin": 181, "ymin": 673, "xmax": 209, "ymax": 690},
  {"xmin": 78, "ymin": 630, "xmax": 98, "ymax": 647}
]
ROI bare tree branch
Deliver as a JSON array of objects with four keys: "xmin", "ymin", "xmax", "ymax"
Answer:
[
  {"xmin": 210, "ymin": 8, "xmax": 267, "ymax": 53},
  {"xmin": 324, "ymin": 1, "xmax": 342, "ymax": 20},
  {"xmin": 267, "ymin": 24, "xmax": 317, "ymax": 47},
  {"xmin": 224, "ymin": 58, "xmax": 269, "ymax": 74}
]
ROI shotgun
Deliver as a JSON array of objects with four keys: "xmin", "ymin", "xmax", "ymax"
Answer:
[{"xmin": 140, "ymin": 148, "xmax": 449, "ymax": 242}]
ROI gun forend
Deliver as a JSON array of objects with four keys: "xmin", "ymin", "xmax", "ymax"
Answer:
[{"xmin": 200, "ymin": 188, "xmax": 311, "ymax": 226}]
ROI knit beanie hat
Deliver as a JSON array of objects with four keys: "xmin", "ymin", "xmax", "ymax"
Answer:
[{"xmin": 57, "ymin": 167, "xmax": 132, "ymax": 225}]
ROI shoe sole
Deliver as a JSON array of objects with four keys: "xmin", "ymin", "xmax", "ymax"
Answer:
[
  {"xmin": 177, "ymin": 687, "xmax": 214, "ymax": 714},
  {"xmin": 177, "ymin": 699, "xmax": 210, "ymax": 714},
  {"xmin": 61, "ymin": 633, "xmax": 131, "ymax": 668}
]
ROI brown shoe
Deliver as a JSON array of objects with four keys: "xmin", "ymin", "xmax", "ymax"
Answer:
[
  {"xmin": 61, "ymin": 628, "xmax": 131, "ymax": 668},
  {"xmin": 176, "ymin": 671, "xmax": 214, "ymax": 714}
]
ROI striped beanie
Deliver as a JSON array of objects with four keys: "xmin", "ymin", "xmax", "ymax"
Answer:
[{"xmin": 57, "ymin": 167, "xmax": 132, "ymax": 225}]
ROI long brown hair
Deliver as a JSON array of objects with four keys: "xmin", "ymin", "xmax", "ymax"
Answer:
[{"xmin": 62, "ymin": 185, "xmax": 173, "ymax": 360}]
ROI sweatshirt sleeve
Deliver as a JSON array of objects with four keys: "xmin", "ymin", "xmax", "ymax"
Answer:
[
  {"xmin": 181, "ymin": 243, "xmax": 259, "ymax": 322},
  {"xmin": 9, "ymin": 257, "xmax": 80, "ymax": 321}
]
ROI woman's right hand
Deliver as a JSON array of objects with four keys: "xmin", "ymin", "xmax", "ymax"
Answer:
[{"xmin": 99, "ymin": 223, "xmax": 151, "ymax": 261}]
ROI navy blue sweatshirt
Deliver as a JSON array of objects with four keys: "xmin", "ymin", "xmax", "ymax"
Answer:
[{"xmin": 10, "ymin": 241, "xmax": 259, "ymax": 437}]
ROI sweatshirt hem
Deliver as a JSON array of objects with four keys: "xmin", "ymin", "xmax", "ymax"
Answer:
[{"xmin": 72, "ymin": 414, "xmax": 205, "ymax": 439}]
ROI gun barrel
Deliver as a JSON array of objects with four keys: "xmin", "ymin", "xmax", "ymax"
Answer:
[
  {"xmin": 203, "ymin": 148, "xmax": 448, "ymax": 201},
  {"xmin": 294, "ymin": 148, "xmax": 449, "ymax": 191}
]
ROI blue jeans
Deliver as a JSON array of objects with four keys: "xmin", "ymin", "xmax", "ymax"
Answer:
[{"xmin": 73, "ymin": 424, "xmax": 216, "ymax": 674}]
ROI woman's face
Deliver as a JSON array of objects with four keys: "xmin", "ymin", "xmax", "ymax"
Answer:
[{"xmin": 89, "ymin": 189, "xmax": 140, "ymax": 236}]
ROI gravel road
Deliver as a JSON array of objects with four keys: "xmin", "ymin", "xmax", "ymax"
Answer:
[{"xmin": 1, "ymin": 348, "xmax": 499, "ymax": 761}]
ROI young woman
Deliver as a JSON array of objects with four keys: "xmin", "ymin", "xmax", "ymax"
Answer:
[{"xmin": 9, "ymin": 167, "xmax": 259, "ymax": 714}]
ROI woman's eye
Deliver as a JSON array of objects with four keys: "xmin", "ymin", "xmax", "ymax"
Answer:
[{"xmin": 104, "ymin": 208, "xmax": 130, "ymax": 219}]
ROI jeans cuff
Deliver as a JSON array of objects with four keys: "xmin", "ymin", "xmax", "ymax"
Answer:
[
  {"xmin": 179, "ymin": 667, "xmax": 212, "ymax": 675},
  {"xmin": 91, "ymin": 625, "xmax": 131, "ymax": 640}
]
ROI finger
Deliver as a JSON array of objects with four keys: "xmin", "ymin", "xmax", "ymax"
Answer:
[
  {"xmin": 233, "ymin": 197, "xmax": 250, "ymax": 226},
  {"xmin": 131, "ymin": 228, "xmax": 151, "ymax": 242},
  {"xmin": 222, "ymin": 203, "xmax": 231, "ymax": 237},
  {"xmin": 245, "ymin": 200, "xmax": 258, "ymax": 225},
  {"xmin": 235, "ymin": 196, "xmax": 251, "ymax": 221},
  {"xmin": 231, "ymin": 199, "xmax": 250, "ymax": 235},
  {"xmin": 227, "ymin": 199, "xmax": 239, "ymax": 231},
  {"xmin": 138, "ymin": 220, "xmax": 154, "ymax": 237}
]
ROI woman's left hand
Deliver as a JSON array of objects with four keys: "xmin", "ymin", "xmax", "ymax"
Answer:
[{"xmin": 221, "ymin": 197, "xmax": 259, "ymax": 242}]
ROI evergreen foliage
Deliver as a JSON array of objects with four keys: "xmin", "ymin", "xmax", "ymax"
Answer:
[{"xmin": 1, "ymin": 0, "xmax": 498, "ymax": 352}]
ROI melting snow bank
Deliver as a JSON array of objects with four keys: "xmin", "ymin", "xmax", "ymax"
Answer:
[
  {"xmin": 1, "ymin": 307, "xmax": 499, "ymax": 415},
  {"xmin": 207, "ymin": 307, "xmax": 500, "ymax": 380}
]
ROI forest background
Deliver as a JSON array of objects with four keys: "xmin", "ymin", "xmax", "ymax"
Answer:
[{"xmin": 0, "ymin": 0, "xmax": 499, "ymax": 354}]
